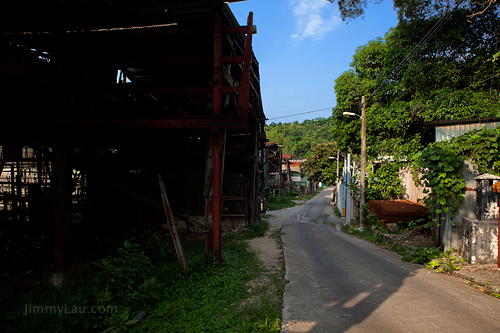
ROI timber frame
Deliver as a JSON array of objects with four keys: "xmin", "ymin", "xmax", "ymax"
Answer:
[{"xmin": 0, "ymin": 0, "xmax": 266, "ymax": 275}]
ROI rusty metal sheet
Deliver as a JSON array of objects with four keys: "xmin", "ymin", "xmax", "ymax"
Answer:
[{"xmin": 367, "ymin": 200, "xmax": 429, "ymax": 223}]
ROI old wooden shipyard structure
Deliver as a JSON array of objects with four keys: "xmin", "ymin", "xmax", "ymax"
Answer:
[{"xmin": 0, "ymin": 0, "xmax": 267, "ymax": 282}]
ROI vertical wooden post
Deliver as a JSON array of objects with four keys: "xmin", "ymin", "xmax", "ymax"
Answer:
[
  {"xmin": 250, "ymin": 124, "xmax": 258, "ymax": 224},
  {"xmin": 360, "ymin": 96, "xmax": 366, "ymax": 228},
  {"xmin": 212, "ymin": 1, "xmax": 224, "ymax": 265},
  {"xmin": 237, "ymin": 12, "xmax": 254, "ymax": 129},
  {"xmin": 159, "ymin": 175, "xmax": 188, "ymax": 271},
  {"xmin": 204, "ymin": 135, "xmax": 214, "ymax": 255},
  {"xmin": 52, "ymin": 143, "xmax": 72, "ymax": 275},
  {"xmin": 212, "ymin": 130, "xmax": 223, "ymax": 265},
  {"xmin": 50, "ymin": 19, "xmax": 71, "ymax": 286},
  {"xmin": 213, "ymin": 0, "xmax": 222, "ymax": 116}
]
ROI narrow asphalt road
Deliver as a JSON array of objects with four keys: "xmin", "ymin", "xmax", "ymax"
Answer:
[{"xmin": 268, "ymin": 188, "xmax": 500, "ymax": 333}]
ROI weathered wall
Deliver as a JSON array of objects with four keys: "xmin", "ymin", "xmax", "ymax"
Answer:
[{"xmin": 462, "ymin": 218, "xmax": 498, "ymax": 264}]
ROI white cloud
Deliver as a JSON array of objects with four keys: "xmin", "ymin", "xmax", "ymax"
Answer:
[{"xmin": 289, "ymin": 0, "xmax": 341, "ymax": 41}]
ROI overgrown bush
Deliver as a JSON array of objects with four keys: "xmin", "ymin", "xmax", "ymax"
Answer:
[
  {"xmin": 402, "ymin": 247, "xmax": 442, "ymax": 265},
  {"xmin": 0, "ymin": 232, "xmax": 283, "ymax": 333},
  {"xmin": 426, "ymin": 248, "xmax": 465, "ymax": 274},
  {"xmin": 366, "ymin": 161, "xmax": 405, "ymax": 200}
]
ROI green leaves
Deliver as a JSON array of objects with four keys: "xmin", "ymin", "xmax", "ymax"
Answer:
[
  {"xmin": 300, "ymin": 142, "xmax": 339, "ymax": 185},
  {"xmin": 416, "ymin": 143, "xmax": 465, "ymax": 221},
  {"xmin": 265, "ymin": 117, "xmax": 335, "ymax": 158},
  {"xmin": 332, "ymin": 2, "xmax": 500, "ymax": 161},
  {"xmin": 366, "ymin": 161, "xmax": 405, "ymax": 200}
]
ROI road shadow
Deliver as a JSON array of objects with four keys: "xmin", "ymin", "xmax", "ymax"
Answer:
[{"xmin": 282, "ymin": 219, "xmax": 420, "ymax": 333}]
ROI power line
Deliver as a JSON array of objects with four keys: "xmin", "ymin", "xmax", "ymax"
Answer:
[
  {"xmin": 366, "ymin": 0, "xmax": 466, "ymax": 104},
  {"xmin": 267, "ymin": 107, "xmax": 333, "ymax": 121}
]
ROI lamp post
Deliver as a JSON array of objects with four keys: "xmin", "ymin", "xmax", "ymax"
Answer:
[{"xmin": 342, "ymin": 96, "xmax": 366, "ymax": 228}]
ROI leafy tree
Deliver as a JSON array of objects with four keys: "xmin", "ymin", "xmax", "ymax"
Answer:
[
  {"xmin": 328, "ymin": 0, "xmax": 498, "ymax": 21},
  {"xmin": 300, "ymin": 142, "xmax": 340, "ymax": 185},
  {"xmin": 332, "ymin": 3, "xmax": 500, "ymax": 161},
  {"xmin": 265, "ymin": 117, "xmax": 335, "ymax": 157}
]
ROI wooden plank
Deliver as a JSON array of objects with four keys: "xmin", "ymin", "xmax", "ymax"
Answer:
[{"xmin": 159, "ymin": 175, "xmax": 188, "ymax": 271}]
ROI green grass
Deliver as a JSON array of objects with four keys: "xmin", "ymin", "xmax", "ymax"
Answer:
[
  {"xmin": 0, "ymin": 219, "xmax": 284, "ymax": 333},
  {"xmin": 266, "ymin": 195, "xmax": 295, "ymax": 211}
]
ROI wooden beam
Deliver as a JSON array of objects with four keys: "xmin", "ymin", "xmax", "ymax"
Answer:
[
  {"xmin": 95, "ymin": 56, "xmax": 212, "ymax": 68},
  {"xmin": 43, "ymin": 116, "xmax": 244, "ymax": 129},
  {"xmin": 221, "ymin": 56, "xmax": 244, "ymax": 64},
  {"xmin": 101, "ymin": 84, "xmax": 238, "ymax": 95},
  {"xmin": 222, "ymin": 25, "xmax": 256, "ymax": 34}
]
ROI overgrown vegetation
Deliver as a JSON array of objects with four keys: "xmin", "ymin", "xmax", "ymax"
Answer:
[
  {"xmin": 265, "ymin": 118, "xmax": 334, "ymax": 158},
  {"xmin": 426, "ymin": 248, "xmax": 465, "ymax": 274},
  {"xmin": 344, "ymin": 224, "xmax": 446, "ymax": 268},
  {"xmin": 366, "ymin": 161, "xmax": 405, "ymax": 200},
  {"xmin": 402, "ymin": 247, "xmax": 442, "ymax": 265},
  {"xmin": 265, "ymin": 187, "xmax": 324, "ymax": 211},
  {"xmin": 334, "ymin": 206, "xmax": 342, "ymax": 218},
  {"xmin": 0, "ymin": 219, "xmax": 284, "ymax": 333},
  {"xmin": 300, "ymin": 142, "xmax": 339, "ymax": 185},
  {"xmin": 333, "ymin": 3, "xmax": 500, "ymax": 161},
  {"xmin": 413, "ymin": 126, "xmax": 500, "ymax": 226}
]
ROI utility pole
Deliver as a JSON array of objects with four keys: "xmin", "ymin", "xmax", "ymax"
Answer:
[
  {"xmin": 336, "ymin": 150, "xmax": 340, "ymax": 182},
  {"xmin": 360, "ymin": 96, "xmax": 366, "ymax": 228}
]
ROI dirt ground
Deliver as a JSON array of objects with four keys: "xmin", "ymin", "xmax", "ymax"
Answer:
[{"xmin": 246, "ymin": 220, "xmax": 283, "ymax": 274}]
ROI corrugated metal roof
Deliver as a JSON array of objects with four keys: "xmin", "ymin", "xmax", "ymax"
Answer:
[
  {"xmin": 474, "ymin": 173, "xmax": 500, "ymax": 180},
  {"xmin": 435, "ymin": 122, "xmax": 499, "ymax": 142}
]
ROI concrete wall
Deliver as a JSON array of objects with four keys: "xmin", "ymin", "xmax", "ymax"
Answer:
[{"xmin": 462, "ymin": 218, "xmax": 498, "ymax": 264}]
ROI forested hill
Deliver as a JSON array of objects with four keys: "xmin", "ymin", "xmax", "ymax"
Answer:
[{"xmin": 264, "ymin": 117, "xmax": 334, "ymax": 158}]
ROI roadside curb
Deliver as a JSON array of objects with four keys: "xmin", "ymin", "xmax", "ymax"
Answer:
[
  {"xmin": 367, "ymin": 226, "xmax": 500, "ymax": 294},
  {"xmin": 453, "ymin": 265, "xmax": 500, "ymax": 293}
]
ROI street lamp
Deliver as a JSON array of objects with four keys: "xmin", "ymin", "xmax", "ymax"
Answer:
[{"xmin": 342, "ymin": 96, "xmax": 366, "ymax": 228}]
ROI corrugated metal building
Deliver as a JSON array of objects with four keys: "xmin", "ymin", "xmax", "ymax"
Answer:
[{"xmin": 423, "ymin": 117, "xmax": 500, "ymax": 252}]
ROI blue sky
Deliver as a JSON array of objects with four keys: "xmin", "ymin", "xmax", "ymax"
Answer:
[{"xmin": 228, "ymin": 0, "xmax": 399, "ymax": 124}]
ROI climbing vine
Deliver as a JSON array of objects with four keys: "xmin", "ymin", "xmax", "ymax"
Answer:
[
  {"xmin": 414, "ymin": 126, "xmax": 500, "ymax": 224},
  {"xmin": 366, "ymin": 161, "xmax": 405, "ymax": 200},
  {"xmin": 451, "ymin": 127, "xmax": 500, "ymax": 175},
  {"xmin": 415, "ymin": 144, "xmax": 466, "ymax": 222}
]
